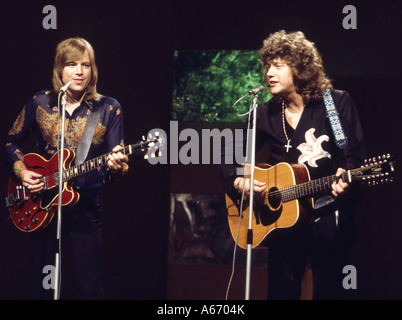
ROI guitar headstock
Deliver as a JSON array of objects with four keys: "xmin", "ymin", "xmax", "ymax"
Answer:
[
  {"xmin": 141, "ymin": 131, "xmax": 165, "ymax": 159},
  {"xmin": 351, "ymin": 154, "xmax": 396, "ymax": 186}
]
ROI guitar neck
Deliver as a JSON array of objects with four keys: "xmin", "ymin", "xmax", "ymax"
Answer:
[
  {"xmin": 61, "ymin": 143, "xmax": 139, "ymax": 182},
  {"xmin": 280, "ymin": 171, "xmax": 349, "ymax": 203}
]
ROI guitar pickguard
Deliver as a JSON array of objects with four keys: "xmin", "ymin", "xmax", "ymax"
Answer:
[
  {"xmin": 256, "ymin": 204, "xmax": 282, "ymax": 226},
  {"xmin": 40, "ymin": 186, "xmax": 59, "ymax": 210}
]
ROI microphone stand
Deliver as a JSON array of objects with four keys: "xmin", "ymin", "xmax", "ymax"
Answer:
[
  {"xmin": 244, "ymin": 93, "xmax": 259, "ymax": 300},
  {"xmin": 231, "ymin": 86, "xmax": 264, "ymax": 300},
  {"xmin": 54, "ymin": 89, "xmax": 67, "ymax": 300}
]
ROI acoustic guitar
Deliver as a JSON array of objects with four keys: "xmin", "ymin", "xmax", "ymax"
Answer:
[{"xmin": 226, "ymin": 154, "xmax": 395, "ymax": 248}]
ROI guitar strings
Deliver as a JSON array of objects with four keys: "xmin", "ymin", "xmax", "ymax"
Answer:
[
  {"xmin": 36, "ymin": 141, "xmax": 144, "ymax": 195},
  {"xmin": 263, "ymin": 171, "xmax": 348, "ymax": 204},
  {"xmin": 43, "ymin": 140, "xmax": 147, "ymax": 190}
]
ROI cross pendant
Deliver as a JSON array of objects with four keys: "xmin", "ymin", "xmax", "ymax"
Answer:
[{"xmin": 284, "ymin": 142, "xmax": 292, "ymax": 152}]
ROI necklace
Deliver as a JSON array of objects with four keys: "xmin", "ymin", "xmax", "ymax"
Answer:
[{"xmin": 281, "ymin": 100, "xmax": 292, "ymax": 152}]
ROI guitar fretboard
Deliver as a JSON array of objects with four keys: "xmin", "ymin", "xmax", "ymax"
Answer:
[
  {"xmin": 270, "ymin": 171, "xmax": 349, "ymax": 203},
  {"xmin": 61, "ymin": 144, "xmax": 140, "ymax": 182},
  {"xmin": 45, "ymin": 140, "xmax": 152, "ymax": 186}
]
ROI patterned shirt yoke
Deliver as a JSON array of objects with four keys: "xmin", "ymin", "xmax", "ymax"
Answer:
[{"xmin": 4, "ymin": 90, "xmax": 126, "ymax": 190}]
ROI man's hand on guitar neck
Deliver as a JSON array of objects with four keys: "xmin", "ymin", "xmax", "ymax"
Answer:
[
  {"xmin": 107, "ymin": 145, "xmax": 129, "ymax": 174},
  {"xmin": 20, "ymin": 170, "xmax": 44, "ymax": 193},
  {"xmin": 331, "ymin": 167, "xmax": 350, "ymax": 198},
  {"xmin": 233, "ymin": 177, "xmax": 267, "ymax": 199}
]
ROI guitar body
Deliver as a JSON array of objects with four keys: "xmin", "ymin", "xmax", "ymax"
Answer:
[
  {"xmin": 7, "ymin": 150, "xmax": 79, "ymax": 232},
  {"xmin": 226, "ymin": 162, "xmax": 314, "ymax": 248}
]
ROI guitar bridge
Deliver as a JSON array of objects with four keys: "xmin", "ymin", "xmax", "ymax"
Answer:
[{"xmin": 5, "ymin": 186, "xmax": 27, "ymax": 208}]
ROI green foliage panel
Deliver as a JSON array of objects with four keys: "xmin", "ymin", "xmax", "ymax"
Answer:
[{"xmin": 172, "ymin": 50, "xmax": 271, "ymax": 122}]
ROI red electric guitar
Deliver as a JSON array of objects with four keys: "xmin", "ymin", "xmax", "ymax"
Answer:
[{"xmin": 6, "ymin": 133, "xmax": 163, "ymax": 232}]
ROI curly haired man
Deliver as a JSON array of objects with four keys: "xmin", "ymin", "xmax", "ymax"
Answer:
[{"xmin": 218, "ymin": 30, "xmax": 366, "ymax": 299}]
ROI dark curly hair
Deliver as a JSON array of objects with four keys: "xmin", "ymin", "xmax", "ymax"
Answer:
[{"xmin": 260, "ymin": 30, "xmax": 332, "ymax": 103}]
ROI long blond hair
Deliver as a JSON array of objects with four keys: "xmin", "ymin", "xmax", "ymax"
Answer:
[{"xmin": 52, "ymin": 37, "xmax": 98, "ymax": 101}]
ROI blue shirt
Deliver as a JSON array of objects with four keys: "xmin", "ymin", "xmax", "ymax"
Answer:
[{"xmin": 4, "ymin": 90, "xmax": 125, "ymax": 190}]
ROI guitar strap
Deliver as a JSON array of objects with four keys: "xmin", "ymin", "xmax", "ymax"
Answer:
[
  {"xmin": 74, "ymin": 95, "xmax": 105, "ymax": 165},
  {"xmin": 323, "ymin": 89, "xmax": 348, "ymax": 150}
]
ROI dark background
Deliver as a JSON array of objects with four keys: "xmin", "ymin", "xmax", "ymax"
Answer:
[{"xmin": 0, "ymin": 0, "xmax": 401, "ymax": 300}]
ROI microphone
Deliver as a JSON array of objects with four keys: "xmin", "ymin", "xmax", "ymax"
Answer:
[
  {"xmin": 60, "ymin": 81, "xmax": 71, "ymax": 93},
  {"xmin": 231, "ymin": 86, "xmax": 265, "ymax": 117},
  {"xmin": 246, "ymin": 85, "xmax": 265, "ymax": 96}
]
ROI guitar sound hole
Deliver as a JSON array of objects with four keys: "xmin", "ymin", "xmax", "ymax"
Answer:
[
  {"xmin": 267, "ymin": 187, "xmax": 281, "ymax": 210},
  {"xmin": 257, "ymin": 187, "xmax": 282, "ymax": 226}
]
